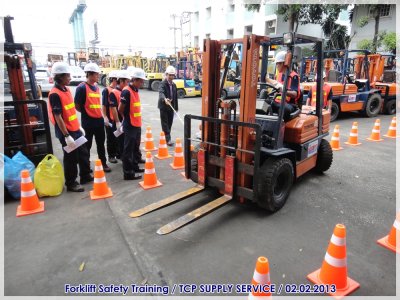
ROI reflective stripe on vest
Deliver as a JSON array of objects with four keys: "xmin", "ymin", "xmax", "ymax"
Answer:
[
  {"xmin": 48, "ymin": 86, "xmax": 80, "ymax": 132},
  {"xmin": 311, "ymin": 84, "xmax": 331, "ymax": 107},
  {"xmin": 83, "ymin": 83, "xmax": 102, "ymax": 118},
  {"xmin": 123, "ymin": 86, "xmax": 142, "ymax": 127},
  {"xmin": 274, "ymin": 71, "xmax": 300, "ymax": 104}
]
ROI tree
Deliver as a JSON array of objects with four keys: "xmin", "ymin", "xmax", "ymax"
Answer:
[
  {"xmin": 352, "ymin": 5, "xmax": 390, "ymax": 53},
  {"xmin": 244, "ymin": 4, "xmax": 261, "ymax": 12},
  {"xmin": 382, "ymin": 32, "xmax": 397, "ymax": 54}
]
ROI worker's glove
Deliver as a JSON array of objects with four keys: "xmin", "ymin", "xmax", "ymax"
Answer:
[
  {"xmin": 65, "ymin": 135, "xmax": 75, "ymax": 147},
  {"xmin": 79, "ymin": 126, "xmax": 86, "ymax": 136},
  {"xmin": 116, "ymin": 122, "xmax": 122, "ymax": 130},
  {"xmin": 104, "ymin": 116, "xmax": 110, "ymax": 127}
]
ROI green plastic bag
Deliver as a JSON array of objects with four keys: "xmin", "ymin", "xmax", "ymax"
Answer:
[{"xmin": 34, "ymin": 154, "xmax": 65, "ymax": 197}]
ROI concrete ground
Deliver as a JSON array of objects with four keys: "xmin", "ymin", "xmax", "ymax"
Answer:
[{"xmin": 4, "ymin": 88, "xmax": 397, "ymax": 296}]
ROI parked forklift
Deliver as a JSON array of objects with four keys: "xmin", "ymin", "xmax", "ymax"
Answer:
[
  {"xmin": 129, "ymin": 33, "xmax": 332, "ymax": 235},
  {"xmin": 3, "ymin": 16, "xmax": 53, "ymax": 165}
]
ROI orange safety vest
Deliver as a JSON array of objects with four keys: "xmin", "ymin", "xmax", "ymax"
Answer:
[
  {"xmin": 274, "ymin": 71, "xmax": 301, "ymax": 104},
  {"xmin": 109, "ymin": 88, "xmax": 122, "ymax": 121},
  {"xmin": 82, "ymin": 82, "xmax": 102, "ymax": 118},
  {"xmin": 48, "ymin": 86, "xmax": 80, "ymax": 132},
  {"xmin": 123, "ymin": 86, "xmax": 142, "ymax": 127},
  {"xmin": 310, "ymin": 83, "xmax": 331, "ymax": 108}
]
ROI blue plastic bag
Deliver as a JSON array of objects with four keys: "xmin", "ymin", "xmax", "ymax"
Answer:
[{"xmin": 2, "ymin": 152, "xmax": 35, "ymax": 199}]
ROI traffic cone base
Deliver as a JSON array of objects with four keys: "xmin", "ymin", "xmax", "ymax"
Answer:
[
  {"xmin": 344, "ymin": 141, "xmax": 361, "ymax": 146},
  {"xmin": 90, "ymin": 188, "xmax": 113, "ymax": 200},
  {"xmin": 377, "ymin": 235, "xmax": 400, "ymax": 253},
  {"xmin": 383, "ymin": 134, "xmax": 396, "ymax": 139},
  {"xmin": 170, "ymin": 162, "xmax": 185, "ymax": 170},
  {"xmin": 366, "ymin": 137, "xmax": 383, "ymax": 142},
  {"xmin": 307, "ymin": 269, "xmax": 360, "ymax": 299},
  {"xmin": 331, "ymin": 145, "xmax": 344, "ymax": 151},
  {"xmin": 142, "ymin": 146, "xmax": 157, "ymax": 151},
  {"xmin": 16, "ymin": 201, "xmax": 45, "ymax": 217},
  {"xmin": 139, "ymin": 180, "xmax": 163, "ymax": 190}
]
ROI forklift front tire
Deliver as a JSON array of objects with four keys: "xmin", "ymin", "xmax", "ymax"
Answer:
[
  {"xmin": 257, "ymin": 157, "xmax": 294, "ymax": 212},
  {"xmin": 177, "ymin": 89, "xmax": 186, "ymax": 99},
  {"xmin": 364, "ymin": 94, "xmax": 382, "ymax": 118},
  {"xmin": 384, "ymin": 99, "xmax": 396, "ymax": 115}
]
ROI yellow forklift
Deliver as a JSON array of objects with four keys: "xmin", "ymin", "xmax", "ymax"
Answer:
[{"xmin": 130, "ymin": 33, "xmax": 332, "ymax": 234}]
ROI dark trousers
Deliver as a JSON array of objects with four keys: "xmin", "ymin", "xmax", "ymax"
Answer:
[
  {"xmin": 59, "ymin": 131, "xmax": 91, "ymax": 187},
  {"xmin": 122, "ymin": 125, "xmax": 142, "ymax": 175},
  {"xmin": 271, "ymin": 101, "xmax": 296, "ymax": 121},
  {"xmin": 106, "ymin": 123, "xmax": 118, "ymax": 158},
  {"xmin": 159, "ymin": 108, "xmax": 174, "ymax": 143},
  {"xmin": 84, "ymin": 126, "xmax": 107, "ymax": 165}
]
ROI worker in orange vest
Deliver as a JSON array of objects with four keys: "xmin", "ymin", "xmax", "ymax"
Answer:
[
  {"xmin": 108, "ymin": 70, "xmax": 131, "ymax": 161},
  {"xmin": 118, "ymin": 68, "xmax": 147, "ymax": 180},
  {"xmin": 306, "ymin": 71, "xmax": 332, "ymax": 110},
  {"xmin": 102, "ymin": 70, "xmax": 118, "ymax": 164},
  {"xmin": 266, "ymin": 51, "xmax": 301, "ymax": 121},
  {"xmin": 48, "ymin": 62, "xmax": 91, "ymax": 192},
  {"xmin": 75, "ymin": 63, "xmax": 111, "ymax": 173}
]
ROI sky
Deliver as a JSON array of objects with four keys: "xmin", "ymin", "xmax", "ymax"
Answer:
[{"xmin": 2, "ymin": 0, "xmax": 194, "ymax": 64}]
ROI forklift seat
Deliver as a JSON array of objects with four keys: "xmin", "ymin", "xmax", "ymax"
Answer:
[
  {"xmin": 327, "ymin": 70, "xmax": 341, "ymax": 82},
  {"xmin": 287, "ymin": 107, "xmax": 301, "ymax": 120}
]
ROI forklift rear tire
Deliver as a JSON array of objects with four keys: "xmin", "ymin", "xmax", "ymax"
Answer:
[
  {"xmin": 257, "ymin": 157, "xmax": 294, "ymax": 212},
  {"xmin": 330, "ymin": 102, "xmax": 339, "ymax": 122},
  {"xmin": 364, "ymin": 94, "xmax": 382, "ymax": 117},
  {"xmin": 315, "ymin": 139, "xmax": 333, "ymax": 173},
  {"xmin": 177, "ymin": 89, "xmax": 186, "ymax": 99},
  {"xmin": 151, "ymin": 80, "xmax": 160, "ymax": 92},
  {"xmin": 384, "ymin": 99, "xmax": 396, "ymax": 115}
]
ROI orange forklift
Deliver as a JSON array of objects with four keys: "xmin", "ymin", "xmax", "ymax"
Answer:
[
  {"xmin": 368, "ymin": 53, "xmax": 397, "ymax": 114},
  {"xmin": 129, "ymin": 33, "xmax": 332, "ymax": 234}
]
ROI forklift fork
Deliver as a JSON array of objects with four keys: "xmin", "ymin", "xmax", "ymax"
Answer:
[{"xmin": 129, "ymin": 150, "xmax": 235, "ymax": 235}]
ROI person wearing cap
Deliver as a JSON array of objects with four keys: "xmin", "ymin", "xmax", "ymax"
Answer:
[
  {"xmin": 48, "ymin": 62, "xmax": 92, "ymax": 192},
  {"xmin": 108, "ymin": 70, "xmax": 131, "ymax": 160},
  {"xmin": 158, "ymin": 65, "xmax": 178, "ymax": 146},
  {"xmin": 118, "ymin": 68, "xmax": 147, "ymax": 180},
  {"xmin": 306, "ymin": 71, "xmax": 332, "ymax": 110},
  {"xmin": 102, "ymin": 70, "xmax": 119, "ymax": 164},
  {"xmin": 266, "ymin": 50, "xmax": 301, "ymax": 120},
  {"xmin": 74, "ymin": 62, "xmax": 111, "ymax": 172}
]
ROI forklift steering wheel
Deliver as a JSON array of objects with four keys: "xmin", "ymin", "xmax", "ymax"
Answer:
[{"xmin": 259, "ymin": 82, "xmax": 280, "ymax": 101}]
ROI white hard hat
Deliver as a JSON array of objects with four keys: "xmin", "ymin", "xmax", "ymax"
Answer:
[
  {"xmin": 51, "ymin": 62, "xmax": 70, "ymax": 75},
  {"xmin": 275, "ymin": 51, "xmax": 287, "ymax": 63},
  {"xmin": 108, "ymin": 70, "xmax": 118, "ymax": 78},
  {"xmin": 84, "ymin": 63, "xmax": 100, "ymax": 73},
  {"xmin": 165, "ymin": 65, "xmax": 176, "ymax": 75},
  {"xmin": 118, "ymin": 70, "xmax": 131, "ymax": 80},
  {"xmin": 131, "ymin": 68, "xmax": 147, "ymax": 80}
]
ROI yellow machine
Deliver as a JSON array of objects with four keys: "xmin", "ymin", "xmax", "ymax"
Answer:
[{"xmin": 173, "ymin": 78, "xmax": 202, "ymax": 98}]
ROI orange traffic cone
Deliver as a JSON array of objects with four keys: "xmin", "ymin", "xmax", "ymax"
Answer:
[
  {"xmin": 155, "ymin": 131, "xmax": 172, "ymax": 160},
  {"xmin": 384, "ymin": 117, "xmax": 397, "ymax": 138},
  {"xmin": 307, "ymin": 224, "xmax": 360, "ymax": 299},
  {"xmin": 330, "ymin": 125, "xmax": 343, "ymax": 151},
  {"xmin": 345, "ymin": 122, "xmax": 362, "ymax": 146},
  {"xmin": 139, "ymin": 152, "xmax": 163, "ymax": 189},
  {"xmin": 181, "ymin": 145, "xmax": 195, "ymax": 178},
  {"xmin": 90, "ymin": 159, "xmax": 113, "ymax": 200},
  {"xmin": 366, "ymin": 119, "xmax": 384, "ymax": 142},
  {"xmin": 170, "ymin": 138, "xmax": 185, "ymax": 169},
  {"xmin": 142, "ymin": 126, "xmax": 157, "ymax": 151},
  {"xmin": 16, "ymin": 170, "xmax": 45, "ymax": 217},
  {"xmin": 377, "ymin": 212, "xmax": 400, "ymax": 253},
  {"xmin": 248, "ymin": 256, "xmax": 272, "ymax": 299}
]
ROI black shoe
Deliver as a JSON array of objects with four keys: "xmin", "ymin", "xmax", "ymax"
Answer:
[
  {"xmin": 103, "ymin": 163, "xmax": 112, "ymax": 173},
  {"xmin": 167, "ymin": 141, "xmax": 175, "ymax": 147},
  {"xmin": 67, "ymin": 182, "xmax": 85, "ymax": 192},
  {"xmin": 124, "ymin": 174, "xmax": 142, "ymax": 180},
  {"xmin": 109, "ymin": 157, "xmax": 118, "ymax": 164},
  {"xmin": 134, "ymin": 168, "xmax": 145, "ymax": 173},
  {"xmin": 138, "ymin": 158, "xmax": 146, "ymax": 164},
  {"xmin": 80, "ymin": 175, "xmax": 94, "ymax": 184}
]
